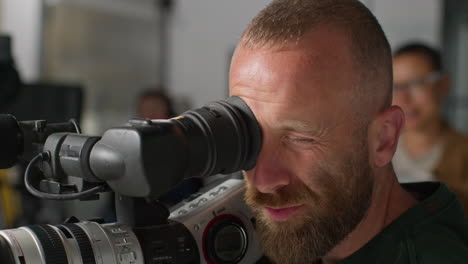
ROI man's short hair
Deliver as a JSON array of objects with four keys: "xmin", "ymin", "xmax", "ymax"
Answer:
[
  {"xmin": 393, "ymin": 42, "xmax": 442, "ymax": 72},
  {"xmin": 241, "ymin": 0, "xmax": 393, "ymax": 114}
]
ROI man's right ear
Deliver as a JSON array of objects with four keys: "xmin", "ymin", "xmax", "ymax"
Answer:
[{"xmin": 368, "ymin": 106, "xmax": 405, "ymax": 168}]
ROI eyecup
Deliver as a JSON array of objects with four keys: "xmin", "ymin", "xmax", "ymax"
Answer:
[{"xmin": 225, "ymin": 96, "xmax": 262, "ymax": 170}]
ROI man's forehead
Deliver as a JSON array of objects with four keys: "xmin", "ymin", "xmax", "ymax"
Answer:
[
  {"xmin": 229, "ymin": 30, "xmax": 360, "ymax": 130},
  {"xmin": 230, "ymin": 50, "xmax": 354, "ymax": 106},
  {"xmin": 231, "ymin": 49, "xmax": 311, "ymax": 93},
  {"xmin": 231, "ymin": 27, "xmax": 356, "ymax": 91}
]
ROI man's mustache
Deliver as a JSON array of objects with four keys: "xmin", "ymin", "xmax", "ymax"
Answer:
[{"xmin": 244, "ymin": 181, "xmax": 320, "ymax": 208}]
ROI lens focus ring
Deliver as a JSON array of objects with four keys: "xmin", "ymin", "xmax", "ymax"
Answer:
[
  {"xmin": 27, "ymin": 225, "xmax": 68, "ymax": 264},
  {"xmin": 62, "ymin": 224, "xmax": 96, "ymax": 264}
]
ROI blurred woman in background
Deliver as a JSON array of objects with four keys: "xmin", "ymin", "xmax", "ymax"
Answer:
[{"xmin": 392, "ymin": 43, "xmax": 468, "ymax": 215}]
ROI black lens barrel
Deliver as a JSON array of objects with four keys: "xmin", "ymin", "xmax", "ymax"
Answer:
[
  {"xmin": 60, "ymin": 224, "xmax": 96, "ymax": 264},
  {"xmin": 27, "ymin": 225, "xmax": 68, "ymax": 264},
  {"xmin": 27, "ymin": 224, "xmax": 95, "ymax": 264},
  {"xmin": 175, "ymin": 96, "xmax": 261, "ymax": 178}
]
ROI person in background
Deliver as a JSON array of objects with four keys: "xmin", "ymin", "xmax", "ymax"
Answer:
[
  {"xmin": 392, "ymin": 43, "xmax": 468, "ymax": 215},
  {"xmin": 137, "ymin": 89, "xmax": 175, "ymax": 119}
]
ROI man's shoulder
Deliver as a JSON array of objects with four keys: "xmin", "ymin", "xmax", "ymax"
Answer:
[
  {"xmin": 360, "ymin": 222, "xmax": 468, "ymax": 264},
  {"xmin": 410, "ymin": 220, "xmax": 468, "ymax": 263},
  {"xmin": 345, "ymin": 182, "xmax": 468, "ymax": 264},
  {"xmin": 409, "ymin": 182, "xmax": 468, "ymax": 262}
]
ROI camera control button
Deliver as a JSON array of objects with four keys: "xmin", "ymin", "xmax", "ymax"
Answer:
[
  {"xmin": 189, "ymin": 203, "xmax": 198, "ymax": 209},
  {"xmin": 111, "ymin": 227, "xmax": 126, "ymax": 234},
  {"xmin": 194, "ymin": 224, "xmax": 201, "ymax": 232},
  {"xmin": 119, "ymin": 251, "xmax": 137, "ymax": 262},
  {"xmin": 178, "ymin": 209, "xmax": 188, "ymax": 215},
  {"xmin": 116, "ymin": 237, "xmax": 129, "ymax": 245}
]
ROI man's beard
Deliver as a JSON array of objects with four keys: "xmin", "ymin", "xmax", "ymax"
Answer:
[{"xmin": 244, "ymin": 142, "xmax": 374, "ymax": 264}]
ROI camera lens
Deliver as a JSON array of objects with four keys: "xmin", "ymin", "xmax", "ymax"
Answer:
[
  {"xmin": 214, "ymin": 223, "xmax": 247, "ymax": 262},
  {"xmin": 204, "ymin": 215, "xmax": 248, "ymax": 264},
  {"xmin": 0, "ymin": 235, "xmax": 15, "ymax": 264},
  {"xmin": 0, "ymin": 225, "xmax": 69, "ymax": 264},
  {"xmin": 0, "ymin": 222, "xmax": 143, "ymax": 264}
]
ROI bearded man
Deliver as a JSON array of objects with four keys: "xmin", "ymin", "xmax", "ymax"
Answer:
[{"xmin": 229, "ymin": 0, "xmax": 468, "ymax": 263}]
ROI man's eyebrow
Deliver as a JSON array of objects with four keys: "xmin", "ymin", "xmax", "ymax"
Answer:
[{"xmin": 279, "ymin": 120, "xmax": 322, "ymax": 134}]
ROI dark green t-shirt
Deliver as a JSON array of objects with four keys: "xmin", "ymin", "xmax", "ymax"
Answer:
[
  {"xmin": 257, "ymin": 182, "xmax": 468, "ymax": 264},
  {"xmin": 340, "ymin": 182, "xmax": 468, "ymax": 264}
]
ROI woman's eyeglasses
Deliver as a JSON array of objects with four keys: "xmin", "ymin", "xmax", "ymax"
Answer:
[{"xmin": 393, "ymin": 72, "xmax": 442, "ymax": 97}]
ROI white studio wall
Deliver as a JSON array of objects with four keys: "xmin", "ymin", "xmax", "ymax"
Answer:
[
  {"xmin": 2, "ymin": 0, "xmax": 43, "ymax": 82},
  {"xmin": 372, "ymin": 0, "xmax": 442, "ymax": 49},
  {"xmin": 168, "ymin": 0, "xmax": 271, "ymax": 108}
]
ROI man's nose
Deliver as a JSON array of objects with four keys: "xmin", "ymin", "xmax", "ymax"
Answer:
[{"xmin": 247, "ymin": 141, "xmax": 290, "ymax": 194}]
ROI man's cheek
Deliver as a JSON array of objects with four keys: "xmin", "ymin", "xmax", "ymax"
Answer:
[
  {"xmin": 242, "ymin": 170, "xmax": 255, "ymax": 183},
  {"xmin": 244, "ymin": 182, "xmax": 261, "ymax": 211}
]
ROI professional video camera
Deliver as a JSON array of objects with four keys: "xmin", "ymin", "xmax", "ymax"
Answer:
[{"xmin": 0, "ymin": 96, "xmax": 263, "ymax": 264}]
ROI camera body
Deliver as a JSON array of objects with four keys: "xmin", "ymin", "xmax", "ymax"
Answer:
[
  {"xmin": 170, "ymin": 178, "xmax": 261, "ymax": 264},
  {"xmin": 0, "ymin": 178, "xmax": 261, "ymax": 264},
  {"xmin": 0, "ymin": 96, "xmax": 263, "ymax": 264}
]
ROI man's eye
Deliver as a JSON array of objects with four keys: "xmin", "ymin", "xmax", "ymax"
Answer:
[{"xmin": 286, "ymin": 136, "xmax": 315, "ymax": 144}]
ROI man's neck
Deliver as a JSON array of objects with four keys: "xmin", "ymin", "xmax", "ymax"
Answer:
[
  {"xmin": 321, "ymin": 168, "xmax": 418, "ymax": 264},
  {"xmin": 403, "ymin": 119, "xmax": 444, "ymax": 158}
]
